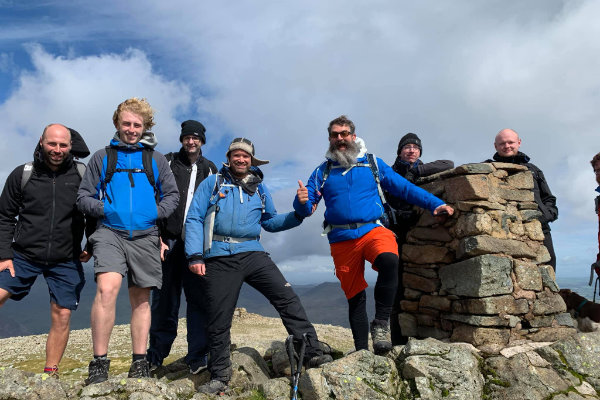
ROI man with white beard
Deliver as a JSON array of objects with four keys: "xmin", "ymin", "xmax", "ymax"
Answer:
[{"xmin": 295, "ymin": 115, "xmax": 454, "ymax": 354}]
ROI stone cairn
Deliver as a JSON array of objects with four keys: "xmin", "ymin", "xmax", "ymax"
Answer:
[{"xmin": 397, "ymin": 162, "xmax": 576, "ymax": 353}]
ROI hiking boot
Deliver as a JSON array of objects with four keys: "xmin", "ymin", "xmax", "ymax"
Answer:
[
  {"xmin": 188, "ymin": 359, "xmax": 208, "ymax": 374},
  {"xmin": 128, "ymin": 359, "xmax": 150, "ymax": 378},
  {"xmin": 198, "ymin": 379, "xmax": 228, "ymax": 394},
  {"xmin": 370, "ymin": 319, "xmax": 392, "ymax": 355},
  {"xmin": 85, "ymin": 358, "xmax": 110, "ymax": 385},
  {"xmin": 305, "ymin": 353, "xmax": 333, "ymax": 368},
  {"xmin": 43, "ymin": 365, "xmax": 59, "ymax": 379}
]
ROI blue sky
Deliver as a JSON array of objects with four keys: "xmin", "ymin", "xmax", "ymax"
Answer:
[{"xmin": 1, "ymin": 0, "xmax": 599, "ymax": 285}]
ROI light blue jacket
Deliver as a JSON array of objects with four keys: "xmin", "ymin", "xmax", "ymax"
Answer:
[
  {"xmin": 293, "ymin": 138, "xmax": 445, "ymax": 244},
  {"xmin": 185, "ymin": 167, "xmax": 302, "ymax": 261}
]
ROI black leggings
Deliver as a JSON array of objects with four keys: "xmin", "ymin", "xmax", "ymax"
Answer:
[{"xmin": 347, "ymin": 252, "xmax": 399, "ymax": 350}]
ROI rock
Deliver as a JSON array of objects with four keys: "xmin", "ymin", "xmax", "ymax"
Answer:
[
  {"xmin": 230, "ymin": 347, "xmax": 271, "ymax": 389},
  {"xmin": 407, "ymin": 226, "xmax": 453, "ymax": 243},
  {"xmin": 419, "ymin": 295, "xmax": 452, "ymax": 311},
  {"xmin": 402, "ymin": 244, "xmax": 453, "ymax": 264},
  {"xmin": 484, "ymin": 353, "xmax": 572, "ymax": 400},
  {"xmin": 523, "ymin": 220, "xmax": 545, "ymax": 241},
  {"xmin": 514, "ymin": 260, "xmax": 543, "ymax": 291},
  {"xmin": 450, "ymin": 325, "xmax": 510, "ymax": 348},
  {"xmin": 527, "ymin": 327, "xmax": 577, "ymax": 342},
  {"xmin": 505, "ymin": 171, "xmax": 534, "ymax": 190},
  {"xmin": 0, "ymin": 368, "xmax": 69, "ymax": 400},
  {"xmin": 403, "ymin": 272, "xmax": 440, "ymax": 293},
  {"xmin": 400, "ymin": 337, "xmax": 484, "ymax": 399},
  {"xmin": 521, "ymin": 209, "xmax": 543, "ymax": 222},
  {"xmin": 543, "ymin": 331, "xmax": 600, "ymax": 385},
  {"xmin": 443, "ymin": 174, "xmax": 491, "ymax": 203},
  {"xmin": 399, "ymin": 313, "xmax": 418, "ymax": 337},
  {"xmin": 260, "ymin": 377, "xmax": 292, "ymax": 400},
  {"xmin": 493, "ymin": 186, "xmax": 535, "ymax": 202},
  {"xmin": 456, "ymin": 200, "xmax": 506, "ymax": 212},
  {"xmin": 443, "ymin": 314, "xmax": 516, "ymax": 328},
  {"xmin": 439, "ymin": 255, "xmax": 513, "ymax": 297},
  {"xmin": 532, "ymin": 291, "xmax": 567, "ymax": 315},
  {"xmin": 452, "ymin": 295, "xmax": 529, "ymax": 315},
  {"xmin": 490, "ymin": 162, "xmax": 529, "ymax": 172},
  {"xmin": 452, "ymin": 213, "xmax": 493, "ymax": 237},
  {"xmin": 79, "ymin": 377, "xmax": 179, "ymax": 400},
  {"xmin": 300, "ymin": 350, "xmax": 401, "ymax": 400},
  {"xmin": 539, "ymin": 265, "xmax": 560, "ymax": 292},
  {"xmin": 457, "ymin": 235, "xmax": 538, "ymax": 259}
]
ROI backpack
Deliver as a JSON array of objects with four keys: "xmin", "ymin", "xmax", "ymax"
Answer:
[
  {"xmin": 21, "ymin": 161, "xmax": 86, "ymax": 191},
  {"xmin": 320, "ymin": 153, "xmax": 395, "ymax": 227},
  {"xmin": 101, "ymin": 146, "xmax": 157, "ymax": 203},
  {"xmin": 203, "ymin": 173, "xmax": 266, "ymax": 252}
]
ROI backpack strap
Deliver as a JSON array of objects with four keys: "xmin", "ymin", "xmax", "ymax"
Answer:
[
  {"xmin": 366, "ymin": 153, "xmax": 387, "ymax": 206},
  {"xmin": 21, "ymin": 162, "xmax": 34, "ymax": 191},
  {"xmin": 101, "ymin": 146, "xmax": 157, "ymax": 203},
  {"xmin": 320, "ymin": 160, "xmax": 332, "ymax": 190},
  {"xmin": 21, "ymin": 161, "xmax": 86, "ymax": 191}
]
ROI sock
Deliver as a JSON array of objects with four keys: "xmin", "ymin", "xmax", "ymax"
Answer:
[
  {"xmin": 94, "ymin": 354, "xmax": 108, "ymax": 360},
  {"xmin": 132, "ymin": 353, "xmax": 146, "ymax": 362},
  {"xmin": 43, "ymin": 365, "xmax": 58, "ymax": 373}
]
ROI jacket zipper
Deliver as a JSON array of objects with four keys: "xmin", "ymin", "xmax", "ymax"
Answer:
[{"xmin": 46, "ymin": 174, "xmax": 57, "ymax": 263}]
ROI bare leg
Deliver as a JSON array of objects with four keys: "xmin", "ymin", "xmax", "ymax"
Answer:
[
  {"xmin": 129, "ymin": 286, "xmax": 151, "ymax": 355},
  {"xmin": 46, "ymin": 302, "xmax": 71, "ymax": 367},
  {"xmin": 90, "ymin": 272, "xmax": 122, "ymax": 355},
  {"xmin": 0, "ymin": 287, "xmax": 11, "ymax": 306}
]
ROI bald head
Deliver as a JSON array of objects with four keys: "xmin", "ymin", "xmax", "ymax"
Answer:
[
  {"xmin": 494, "ymin": 128, "xmax": 521, "ymax": 157},
  {"xmin": 41, "ymin": 124, "xmax": 70, "ymax": 141}
]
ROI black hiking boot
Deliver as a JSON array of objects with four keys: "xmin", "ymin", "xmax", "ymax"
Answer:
[
  {"xmin": 85, "ymin": 358, "xmax": 110, "ymax": 385},
  {"xmin": 305, "ymin": 353, "xmax": 333, "ymax": 368},
  {"xmin": 198, "ymin": 379, "xmax": 228, "ymax": 394},
  {"xmin": 370, "ymin": 319, "xmax": 392, "ymax": 355},
  {"xmin": 128, "ymin": 359, "xmax": 150, "ymax": 378}
]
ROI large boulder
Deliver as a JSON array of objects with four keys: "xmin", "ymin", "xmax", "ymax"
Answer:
[{"xmin": 398, "ymin": 337, "xmax": 484, "ymax": 400}]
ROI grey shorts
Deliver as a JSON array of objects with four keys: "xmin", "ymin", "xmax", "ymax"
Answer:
[{"xmin": 89, "ymin": 226, "xmax": 162, "ymax": 289}]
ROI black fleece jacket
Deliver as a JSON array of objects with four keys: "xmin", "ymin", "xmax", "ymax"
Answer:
[
  {"xmin": 0, "ymin": 149, "xmax": 92, "ymax": 263},
  {"xmin": 489, "ymin": 151, "xmax": 558, "ymax": 232}
]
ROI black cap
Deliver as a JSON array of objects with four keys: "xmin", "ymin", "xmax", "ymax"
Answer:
[
  {"xmin": 180, "ymin": 120, "xmax": 206, "ymax": 144},
  {"xmin": 397, "ymin": 132, "xmax": 422, "ymax": 156}
]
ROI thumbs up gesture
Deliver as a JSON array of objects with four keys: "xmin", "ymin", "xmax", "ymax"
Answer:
[{"xmin": 297, "ymin": 180, "xmax": 309, "ymax": 204}]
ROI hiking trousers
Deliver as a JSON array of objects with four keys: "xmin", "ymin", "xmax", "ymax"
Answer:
[
  {"xmin": 202, "ymin": 251, "xmax": 321, "ymax": 382},
  {"xmin": 147, "ymin": 239, "xmax": 209, "ymax": 368}
]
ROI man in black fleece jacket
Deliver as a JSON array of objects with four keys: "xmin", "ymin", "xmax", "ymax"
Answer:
[
  {"xmin": 0, "ymin": 124, "xmax": 92, "ymax": 376},
  {"xmin": 385, "ymin": 132, "xmax": 454, "ymax": 345},
  {"xmin": 489, "ymin": 128, "xmax": 558, "ymax": 269}
]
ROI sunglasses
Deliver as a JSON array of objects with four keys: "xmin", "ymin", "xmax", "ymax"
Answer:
[{"xmin": 328, "ymin": 130, "xmax": 353, "ymax": 139}]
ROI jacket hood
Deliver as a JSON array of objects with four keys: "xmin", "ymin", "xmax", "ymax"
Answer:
[
  {"xmin": 325, "ymin": 136, "xmax": 367, "ymax": 161},
  {"xmin": 69, "ymin": 128, "xmax": 90, "ymax": 158},
  {"xmin": 492, "ymin": 151, "xmax": 530, "ymax": 164},
  {"xmin": 110, "ymin": 131, "xmax": 158, "ymax": 150}
]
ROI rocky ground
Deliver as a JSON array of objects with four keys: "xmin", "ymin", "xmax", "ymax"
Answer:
[{"xmin": 1, "ymin": 308, "xmax": 600, "ymax": 399}]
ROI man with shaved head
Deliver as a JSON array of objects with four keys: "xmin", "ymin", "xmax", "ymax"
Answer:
[
  {"xmin": 489, "ymin": 128, "xmax": 558, "ymax": 270},
  {"xmin": 0, "ymin": 124, "xmax": 92, "ymax": 376}
]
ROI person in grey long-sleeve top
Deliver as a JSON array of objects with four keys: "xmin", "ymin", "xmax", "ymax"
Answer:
[{"xmin": 77, "ymin": 97, "xmax": 179, "ymax": 384}]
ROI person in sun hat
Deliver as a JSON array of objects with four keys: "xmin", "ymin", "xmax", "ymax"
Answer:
[{"xmin": 185, "ymin": 137, "xmax": 332, "ymax": 395}]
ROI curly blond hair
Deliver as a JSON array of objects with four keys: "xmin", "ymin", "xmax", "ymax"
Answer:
[{"xmin": 112, "ymin": 98, "xmax": 155, "ymax": 131}]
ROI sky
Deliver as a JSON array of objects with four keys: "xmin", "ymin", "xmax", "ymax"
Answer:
[{"xmin": 0, "ymin": 0, "xmax": 599, "ymax": 285}]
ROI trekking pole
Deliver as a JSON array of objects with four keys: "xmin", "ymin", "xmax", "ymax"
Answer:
[{"xmin": 285, "ymin": 333, "xmax": 308, "ymax": 400}]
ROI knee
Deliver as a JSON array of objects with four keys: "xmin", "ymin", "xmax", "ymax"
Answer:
[
  {"xmin": 51, "ymin": 305, "xmax": 72, "ymax": 327},
  {"xmin": 95, "ymin": 283, "xmax": 120, "ymax": 305},
  {"xmin": 374, "ymin": 252, "xmax": 399, "ymax": 272}
]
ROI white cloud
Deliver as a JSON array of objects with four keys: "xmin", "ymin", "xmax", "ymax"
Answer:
[{"xmin": 0, "ymin": 45, "xmax": 192, "ymax": 182}]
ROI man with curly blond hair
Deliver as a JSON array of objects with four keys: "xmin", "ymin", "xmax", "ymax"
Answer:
[{"xmin": 78, "ymin": 98, "xmax": 179, "ymax": 384}]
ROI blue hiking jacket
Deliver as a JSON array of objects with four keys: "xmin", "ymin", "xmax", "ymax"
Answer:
[
  {"xmin": 77, "ymin": 133, "xmax": 179, "ymax": 238},
  {"xmin": 185, "ymin": 167, "xmax": 302, "ymax": 260},
  {"xmin": 293, "ymin": 138, "xmax": 445, "ymax": 244}
]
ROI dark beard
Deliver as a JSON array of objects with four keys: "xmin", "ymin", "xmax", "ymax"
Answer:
[{"xmin": 329, "ymin": 140, "xmax": 360, "ymax": 169}]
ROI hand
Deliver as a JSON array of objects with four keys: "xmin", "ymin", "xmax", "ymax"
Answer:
[
  {"xmin": 189, "ymin": 263, "xmax": 206, "ymax": 276},
  {"xmin": 297, "ymin": 180, "xmax": 309, "ymax": 205},
  {"xmin": 160, "ymin": 238, "xmax": 170, "ymax": 262},
  {"xmin": 433, "ymin": 204, "xmax": 454, "ymax": 223},
  {"xmin": 79, "ymin": 251, "xmax": 92, "ymax": 263},
  {"xmin": 0, "ymin": 259, "xmax": 15, "ymax": 278}
]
